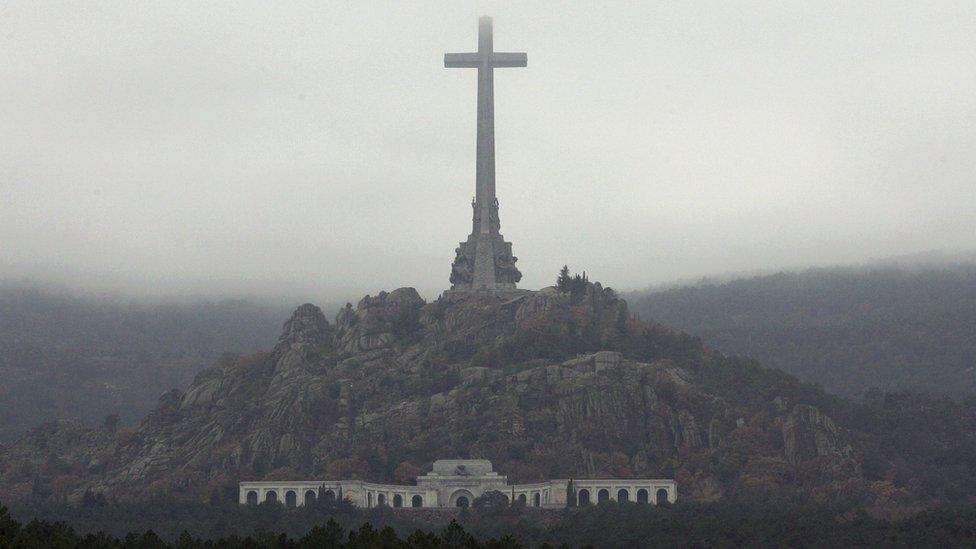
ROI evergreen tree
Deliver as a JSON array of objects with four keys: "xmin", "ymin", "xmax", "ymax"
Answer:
[
  {"xmin": 300, "ymin": 519, "xmax": 345, "ymax": 546},
  {"xmin": 557, "ymin": 265, "xmax": 572, "ymax": 292},
  {"xmin": 0, "ymin": 505, "xmax": 19, "ymax": 540}
]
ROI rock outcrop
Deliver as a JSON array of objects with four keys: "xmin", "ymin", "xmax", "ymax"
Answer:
[
  {"xmin": 334, "ymin": 288, "xmax": 424, "ymax": 354},
  {"xmin": 782, "ymin": 404, "xmax": 857, "ymax": 473}
]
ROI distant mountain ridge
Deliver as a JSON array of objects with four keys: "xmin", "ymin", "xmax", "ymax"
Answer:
[
  {"xmin": 0, "ymin": 284, "xmax": 292, "ymax": 443},
  {"xmin": 628, "ymin": 262, "xmax": 976, "ymax": 398}
]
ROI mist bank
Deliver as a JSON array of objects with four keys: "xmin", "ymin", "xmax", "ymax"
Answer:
[
  {"xmin": 4, "ymin": 249, "xmax": 975, "ymax": 306},
  {"xmin": 2, "ymin": 253, "xmax": 974, "ymax": 443},
  {"xmin": 629, "ymin": 260, "xmax": 976, "ymax": 398},
  {"xmin": 0, "ymin": 283, "xmax": 298, "ymax": 443}
]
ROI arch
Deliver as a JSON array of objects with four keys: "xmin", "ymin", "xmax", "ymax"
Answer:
[
  {"xmin": 450, "ymin": 489, "xmax": 475, "ymax": 508},
  {"xmin": 393, "ymin": 494, "xmax": 403, "ymax": 508},
  {"xmin": 323, "ymin": 489, "xmax": 336, "ymax": 505},
  {"xmin": 411, "ymin": 495, "xmax": 423, "ymax": 508},
  {"xmin": 517, "ymin": 493, "xmax": 527, "ymax": 505},
  {"xmin": 304, "ymin": 490, "xmax": 317, "ymax": 506},
  {"xmin": 656, "ymin": 488, "xmax": 669, "ymax": 505},
  {"xmin": 577, "ymin": 489, "xmax": 591, "ymax": 506},
  {"xmin": 636, "ymin": 489, "xmax": 649, "ymax": 504},
  {"xmin": 246, "ymin": 491, "xmax": 258, "ymax": 505},
  {"xmin": 377, "ymin": 493, "xmax": 386, "ymax": 506},
  {"xmin": 598, "ymin": 489, "xmax": 610, "ymax": 503},
  {"xmin": 285, "ymin": 490, "xmax": 297, "ymax": 508},
  {"xmin": 367, "ymin": 492, "xmax": 373, "ymax": 507},
  {"xmin": 264, "ymin": 490, "xmax": 278, "ymax": 504},
  {"xmin": 617, "ymin": 488, "xmax": 629, "ymax": 503},
  {"xmin": 533, "ymin": 492, "xmax": 541, "ymax": 507}
]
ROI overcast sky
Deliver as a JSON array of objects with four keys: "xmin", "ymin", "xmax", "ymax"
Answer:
[{"xmin": 2, "ymin": 1, "xmax": 974, "ymax": 303}]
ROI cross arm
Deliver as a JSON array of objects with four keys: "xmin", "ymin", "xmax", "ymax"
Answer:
[
  {"xmin": 490, "ymin": 52, "xmax": 527, "ymax": 68},
  {"xmin": 444, "ymin": 52, "xmax": 527, "ymax": 68},
  {"xmin": 445, "ymin": 53, "xmax": 480, "ymax": 68}
]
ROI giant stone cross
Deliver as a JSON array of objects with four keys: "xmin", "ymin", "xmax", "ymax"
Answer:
[{"xmin": 445, "ymin": 16, "xmax": 525, "ymax": 292}]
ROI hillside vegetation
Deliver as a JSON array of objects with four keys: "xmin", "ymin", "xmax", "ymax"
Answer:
[{"xmin": 628, "ymin": 264, "xmax": 976, "ymax": 398}]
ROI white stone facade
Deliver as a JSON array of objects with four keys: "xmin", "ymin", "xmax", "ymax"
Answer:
[{"xmin": 239, "ymin": 459, "xmax": 677, "ymax": 509}]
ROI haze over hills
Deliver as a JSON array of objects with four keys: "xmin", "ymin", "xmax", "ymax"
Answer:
[
  {"xmin": 0, "ymin": 283, "xmax": 294, "ymax": 443},
  {"xmin": 2, "ymin": 255, "xmax": 974, "ymax": 445},
  {"xmin": 3, "ymin": 279, "xmax": 975, "ymax": 516},
  {"xmin": 3, "ymin": 263, "xmax": 976, "ymax": 547},
  {"xmin": 628, "ymin": 260, "xmax": 976, "ymax": 399}
]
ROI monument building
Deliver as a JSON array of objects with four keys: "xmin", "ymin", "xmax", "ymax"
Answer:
[{"xmin": 239, "ymin": 459, "xmax": 677, "ymax": 509}]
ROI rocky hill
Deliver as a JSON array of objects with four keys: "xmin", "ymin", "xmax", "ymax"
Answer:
[{"xmin": 2, "ymin": 282, "xmax": 972, "ymax": 511}]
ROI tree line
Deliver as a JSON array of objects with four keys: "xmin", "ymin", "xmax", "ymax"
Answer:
[{"xmin": 6, "ymin": 498, "xmax": 976, "ymax": 548}]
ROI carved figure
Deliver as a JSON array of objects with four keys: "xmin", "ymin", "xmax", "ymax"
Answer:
[
  {"xmin": 494, "ymin": 249, "xmax": 522, "ymax": 284},
  {"xmin": 450, "ymin": 247, "xmax": 473, "ymax": 285},
  {"xmin": 489, "ymin": 198, "xmax": 500, "ymax": 233}
]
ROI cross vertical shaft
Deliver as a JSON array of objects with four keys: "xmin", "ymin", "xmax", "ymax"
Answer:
[
  {"xmin": 476, "ymin": 16, "xmax": 495, "ymax": 236},
  {"xmin": 445, "ymin": 16, "xmax": 527, "ymax": 292}
]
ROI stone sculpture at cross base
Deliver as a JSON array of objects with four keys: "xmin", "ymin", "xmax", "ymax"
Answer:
[
  {"xmin": 444, "ymin": 16, "xmax": 526, "ymax": 294},
  {"xmin": 449, "ymin": 202, "xmax": 522, "ymax": 290},
  {"xmin": 449, "ymin": 236, "xmax": 521, "ymax": 290}
]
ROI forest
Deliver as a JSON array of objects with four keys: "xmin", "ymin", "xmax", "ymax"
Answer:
[
  {"xmin": 5, "ymin": 498, "xmax": 976, "ymax": 547},
  {"xmin": 629, "ymin": 263, "xmax": 976, "ymax": 398}
]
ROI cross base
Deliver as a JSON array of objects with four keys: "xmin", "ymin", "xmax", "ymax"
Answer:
[
  {"xmin": 448, "ymin": 232, "xmax": 521, "ymax": 292},
  {"xmin": 441, "ymin": 287, "xmax": 535, "ymax": 302}
]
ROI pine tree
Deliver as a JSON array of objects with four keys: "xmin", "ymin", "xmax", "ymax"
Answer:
[{"xmin": 557, "ymin": 265, "xmax": 572, "ymax": 292}]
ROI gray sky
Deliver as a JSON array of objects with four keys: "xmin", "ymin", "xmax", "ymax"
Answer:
[{"xmin": 2, "ymin": 1, "xmax": 974, "ymax": 302}]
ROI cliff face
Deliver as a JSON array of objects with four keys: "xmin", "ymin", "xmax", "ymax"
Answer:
[{"xmin": 0, "ymin": 284, "xmax": 884, "ymax": 504}]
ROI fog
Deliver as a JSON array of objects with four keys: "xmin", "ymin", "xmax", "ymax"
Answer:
[{"xmin": 2, "ymin": 1, "xmax": 974, "ymax": 303}]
